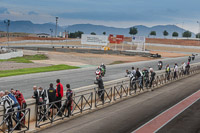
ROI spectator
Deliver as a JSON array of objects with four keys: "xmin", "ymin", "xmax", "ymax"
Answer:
[
  {"xmin": 32, "ymin": 86, "xmax": 39, "ymax": 104},
  {"xmin": 94, "ymin": 75, "xmax": 104, "ymax": 103},
  {"xmin": 38, "ymin": 87, "xmax": 48, "ymax": 121},
  {"xmin": 11, "ymin": 89, "xmax": 27, "ymax": 126},
  {"xmin": 165, "ymin": 64, "xmax": 171, "ymax": 80},
  {"xmin": 5, "ymin": 90, "xmax": 21, "ymax": 130},
  {"xmin": 131, "ymin": 67, "xmax": 136, "ymax": 77},
  {"xmin": 142, "ymin": 68, "xmax": 149, "ymax": 88},
  {"xmin": 0, "ymin": 91, "xmax": 14, "ymax": 131},
  {"xmin": 56, "ymin": 79, "xmax": 63, "ymax": 116},
  {"xmin": 174, "ymin": 63, "xmax": 178, "ymax": 79},
  {"xmin": 136, "ymin": 68, "xmax": 143, "ymax": 91},
  {"xmin": 47, "ymin": 83, "xmax": 56, "ymax": 117},
  {"xmin": 181, "ymin": 62, "xmax": 186, "ymax": 75},
  {"xmin": 149, "ymin": 68, "xmax": 156, "ymax": 91},
  {"xmin": 61, "ymin": 84, "xmax": 73, "ymax": 117},
  {"xmin": 186, "ymin": 62, "xmax": 190, "ymax": 75},
  {"xmin": 32, "ymin": 86, "xmax": 45, "ymax": 121},
  {"xmin": 188, "ymin": 56, "xmax": 191, "ymax": 62},
  {"xmin": 125, "ymin": 69, "xmax": 131, "ymax": 77}
]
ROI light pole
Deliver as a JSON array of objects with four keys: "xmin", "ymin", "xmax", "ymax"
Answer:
[
  {"xmin": 55, "ymin": 17, "xmax": 58, "ymax": 38},
  {"xmin": 50, "ymin": 28, "xmax": 53, "ymax": 37},
  {"xmin": 50, "ymin": 29, "xmax": 53, "ymax": 47},
  {"xmin": 4, "ymin": 20, "xmax": 10, "ymax": 48},
  {"xmin": 197, "ymin": 21, "xmax": 200, "ymax": 44}
]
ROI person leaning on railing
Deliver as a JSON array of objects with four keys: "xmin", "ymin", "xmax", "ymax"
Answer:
[
  {"xmin": 61, "ymin": 84, "xmax": 73, "ymax": 117},
  {"xmin": 149, "ymin": 68, "xmax": 156, "ymax": 91},
  {"xmin": 10, "ymin": 89, "xmax": 27, "ymax": 127},
  {"xmin": 94, "ymin": 75, "xmax": 104, "ymax": 103}
]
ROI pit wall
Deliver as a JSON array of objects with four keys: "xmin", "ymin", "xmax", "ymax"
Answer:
[
  {"xmin": 0, "ymin": 62, "xmax": 200, "ymax": 128},
  {"xmin": 11, "ymin": 46, "xmax": 151, "ymax": 57}
]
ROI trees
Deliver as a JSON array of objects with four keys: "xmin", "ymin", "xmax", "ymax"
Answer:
[
  {"xmin": 163, "ymin": 30, "xmax": 168, "ymax": 38},
  {"xmin": 150, "ymin": 31, "xmax": 156, "ymax": 36},
  {"xmin": 91, "ymin": 32, "xmax": 96, "ymax": 35},
  {"xmin": 68, "ymin": 31, "xmax": 84, "ymax": 38},
  {"xmin": 196, "ymin": 33, "xmax": 200, "ymax": 38},
  {"xmin": 172, "ymin": 32, "xmax": 179, "ymax": 38},
  {"xmin": 103, "ymin": 32, "xmax": 106, "ymax": 35},
  {"xmin": 182, "ymin": 31, "xmax": 192, "ymax": 38},
  {"xmin": 129, "ymin": 27, "xmax": 138, "ymax": 36}
]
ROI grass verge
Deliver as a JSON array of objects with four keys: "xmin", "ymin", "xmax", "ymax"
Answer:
[
  {"xmin": 109, "ymin": 61, "xmax": 126, "ymax": 65},
  {"xmin": 0, "ymin": 54, "xmax": 48, "ymax": 63},
  {"xmin": 0, "ymin": 64, "xmax": 79, "ymax": 77}
]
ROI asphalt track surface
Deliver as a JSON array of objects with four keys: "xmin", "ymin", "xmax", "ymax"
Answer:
[
  {"xmin": 38, "ymin": 71, "xmax": 200, "ymax": 133},
  {"xmin": 158, "ymin": 99, "xmax": 200, "ymax": 133},
  {"xmin": 0, "ymin": 53, "xmax": 200, "ymax": 99}
]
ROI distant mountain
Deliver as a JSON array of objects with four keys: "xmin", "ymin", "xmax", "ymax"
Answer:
[
  {"xmin": 0, "ymin": 20, "xmax": 63, "ymax": 35},
  {"xmin": 0, "ymin": 20, "xmax": 195, "ymax": 38}
]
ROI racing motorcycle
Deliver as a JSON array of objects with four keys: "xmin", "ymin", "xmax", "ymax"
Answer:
[
  {"xmin": 158, "ymin": 61, "xmax": 163, "ymax": 70},
  {"xmin": 95, "ymin": 64, "xmax": 106, "ymax": 77}
]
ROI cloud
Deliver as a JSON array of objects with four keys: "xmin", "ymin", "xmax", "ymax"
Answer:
[
  {"xmin": 0, "ymin": 7, "xmax": 9, "ymax": 14},
  {"xmin": 28, "ymin": 11, "xmax": 38, "ymax": 15}
]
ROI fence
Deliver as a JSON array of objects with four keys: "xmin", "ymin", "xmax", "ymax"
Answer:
[
  {"xmin": 0, "ymin": 108, "xmax": 30, "ymax": 133},
  {"xmin": 34, "ymin": 63, "xmax": 200, "ymax": 129},
  {"xmin": 1, "ymin": 63, "xmax": 200, "ymax": 132},
  {"xmin": 35, "ymin": 92, "xmax": 93, "ymax": 128}
]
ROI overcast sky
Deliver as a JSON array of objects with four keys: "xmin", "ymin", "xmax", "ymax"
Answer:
[{"xmin": 0, "ymin": 0, "xmax": 200, "ymax": 33}]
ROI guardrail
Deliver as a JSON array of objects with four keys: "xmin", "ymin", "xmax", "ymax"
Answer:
[{"xmin": 0, "ymin": 108, "xmax": 30, "ymax": 133}]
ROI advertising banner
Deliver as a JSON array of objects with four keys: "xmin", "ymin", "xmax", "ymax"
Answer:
[{"xmin": 81, "ymin": 34, "xmax": 108, "ymax": 46}]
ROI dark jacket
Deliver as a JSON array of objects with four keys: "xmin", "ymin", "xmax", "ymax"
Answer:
[
  {"xmin": 150, "ymin": 72, "xmax": 156, "ymax": 80},
  {"xmin": 136, "ymin": 70, "xmax": 141, "ymax": 78},
  {"xmin": 33, "ymin": 90, "xmax": 39, "ymax": 104},
  {"xmin": 66, "ymin": 89, "xmax": 73, "ymax": 104},
  {"xmin": 48, "ymin": 87, "xmax": 56, "ymax": 103},
  {"xmin": 33, "ymin": 90, "xmax": 44, "ymax": 105},
  {"xmin": 95, "ymin": 77, "xmax": 104, "ymax": 90}
]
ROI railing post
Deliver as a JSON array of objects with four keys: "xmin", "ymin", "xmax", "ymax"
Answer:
[
  {"xmin": 35, "ymin": 105, "xmax": 38, "ymax": 128},
  {"xmin": 81, "ymin": 95, "xmax": 83, "ymax": 113},
  {"xmin": 94, "ymin": 88, "xmax": 97, "ymax": 107},
  {"xmin": 91, "ymin": 92, "xmax": 93, "ymax": 109}
]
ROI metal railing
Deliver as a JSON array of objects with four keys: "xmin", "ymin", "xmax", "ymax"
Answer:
[
  {"xmin": 95, "ymin": 87, "xmax": 112, "ymax": 107},
  {"xmin": 72, "ymin": 92, "xmax": 93, "ymax": 115},
  {"xmin": 35, "ymin": 92, "xmax": 93, "ymax": 128},
  {"xmin": 0, "ymin": 108, "xmax": 30, "ymax": 133},
  {"xmin": 113, "ymin": 82, "xmax": 129, "ymax": 100}
]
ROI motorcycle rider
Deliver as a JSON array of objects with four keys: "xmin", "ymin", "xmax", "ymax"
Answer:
[
  {"xmin": 192, "ymin": 54, "xmax": 195, "ymax": 60},
  {"xmin": 100, "ymin": 63, "xmax": 106, "ymax": 76},
  {"xmin": 158, "ymin": 61, "xmax": 163, "ymax": 70}
]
